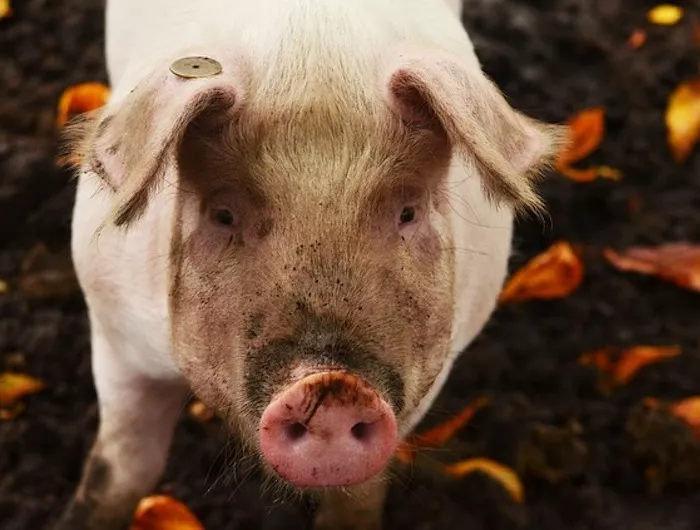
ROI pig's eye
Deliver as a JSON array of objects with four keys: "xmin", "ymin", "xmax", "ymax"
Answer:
[
  {"xmin": 212, "ymin": 207, "xmax": 235, "ymax": 227},
  {"xmin": 399, "ymin": 206, "xmax": 416, "ymax": 225}
]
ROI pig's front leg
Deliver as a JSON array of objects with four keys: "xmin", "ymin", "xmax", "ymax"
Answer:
[
  {"xmin": 54, "ymin": 322, "xmax": 188, "ymax": 530},
  {"xmin": 313, "ymin": 477, "xmax": 389, "ymax": 530}
]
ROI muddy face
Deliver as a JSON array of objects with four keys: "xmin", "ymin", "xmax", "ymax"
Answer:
[{"xmin": 168, "ymin": 86, "xmax": 456, "ymax": 487}]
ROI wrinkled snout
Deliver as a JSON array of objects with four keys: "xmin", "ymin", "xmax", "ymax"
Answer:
[{"xmin": 258, "ymin": 371, "xmax": 398, "ymax": 488}]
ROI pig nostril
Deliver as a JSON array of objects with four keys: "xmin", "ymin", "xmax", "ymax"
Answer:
[
  {"xmin": 350, "ymin": 421, "xmax": 374, "ymax": 441},
  {"xmin": 284, "ymin": 422, "xmax": 308, "ymax": 441}
]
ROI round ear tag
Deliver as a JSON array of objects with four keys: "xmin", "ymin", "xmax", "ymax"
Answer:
[{"xmin": 169, "ymin": 56, "xmax": 223, "ymax": 79}]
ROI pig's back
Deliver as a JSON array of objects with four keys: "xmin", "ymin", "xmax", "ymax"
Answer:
[{"xmin": 105, "ymin": 0, "xmax": 477, "ymax": 102}]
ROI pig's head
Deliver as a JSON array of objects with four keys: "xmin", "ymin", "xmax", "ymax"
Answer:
[{"xmin": 67, "ymin": 45, "xmax": 565, "ymax": 490}]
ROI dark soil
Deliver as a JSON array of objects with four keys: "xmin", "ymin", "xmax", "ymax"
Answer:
[{"xmin": 2, "ymin": 0, "xmax": 700, "ymax": 529}]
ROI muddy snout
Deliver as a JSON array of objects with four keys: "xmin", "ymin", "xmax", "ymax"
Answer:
[{"xmin": 258, "ymin": 371, "xmax": 398, "ymax": 488}]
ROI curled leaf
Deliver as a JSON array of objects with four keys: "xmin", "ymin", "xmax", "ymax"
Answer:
[
  {"xmin": 131, "ymin": 495, "xmax": 204, "ymax": 530},
  {"xmin": 499, "ymin": 241, "xmax": 584, "ymax": 303},
  {"xmin": 669, "ymin": 397, "xmax": 700, "ymax": 439},
  {"xmin": 0, "ymin": 0, "xmax": 11, "ymax": 20},
  {"xmin": 557, "ymin": 107, "xmax": 605, "ymax": 166},
  {"xmin": 628, "ymin": 28, "xmax": 647, "ymax": 50},
  {"xmin": 647, "ymin": 4, "xmax": 684, "ymax": 26},
  {"xmin": 579, "ymin": 345, "xmax": 681, "ymax": 391},
  {"xmin": 665, "ymin": 78, "xmax": 700, "ymax": 163},
  {"xmin": 0, "ymin": 373, "xmax": 45, "ymax": 406},
  {"xmin": 396, "ymin": 397, "xmax": 491, "ymax": 464},
  {"xmin": 603, "ymin": 243, "xmax": 700, "ymax": 293},
  {"xmin": 443, "ymin": 458, "xmax": 524, "ymax": 503},
  {"xmin": 56, "ymin": 82, "xmax": 111, "ymax": 127}
]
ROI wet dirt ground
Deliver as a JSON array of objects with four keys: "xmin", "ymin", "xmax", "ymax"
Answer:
[{"xmin": 1, "ymin": 0, "xmax": 700, "ymax": 528}]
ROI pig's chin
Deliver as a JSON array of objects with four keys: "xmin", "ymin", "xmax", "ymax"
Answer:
[{"xmin": 257, "ymin": 371, "xmax": 399, "ymax": 489}]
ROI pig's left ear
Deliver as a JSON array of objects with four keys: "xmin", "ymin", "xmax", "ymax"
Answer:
[
  {"xmin": 381, "ymin": 47, "xmax": 568, "ymax": 212},
  {"xmin": 64, "ymin": 58, "xmax": 246, "ymax": 227}
]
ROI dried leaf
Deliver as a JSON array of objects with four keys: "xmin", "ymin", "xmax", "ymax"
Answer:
[
  {"xmin": 665, "ymin": 78, "xmax": 700, "ymax": 163},
  {"xmin": 669, "ymin": 397, "xmax": 700, "ymax": 439},
  {"xmin": 443, "ymin": 458, "xmax": 524, "ymax": 503},
  {"xmin": 557, "ymin": 107, "xmax": 605, "ymax": 166},
  {"xmin": 0, "ymin": 0, "xmax": 12, "ymax": 20},
  {"xmin": 396, "ymin": 397, "xmax": 491, "ymax": 463},
  {"xmin": 579, "ymin": 345, "xmax": 681, "ymax": 391},
  {"xmin": 556, "ymin": 164, "xmax": 622, "ymax": 183},
  {"xmin": 188, "ymin": 399, "xmax": 215, "ymax": 423},
  {"xmin": 0, "ymin": 402, "xmax": 26, "ymax": 421},
  {"xmin": 0, "ymin": 279, "xmax": 7, "ymax": 295},
  {"xmin": 56, "ymin": 82, "xmax": 110, "ymax": 127},
  {"xmin": 0, "ymin": 373, "xmax": 45, "ymax": 406},
  {"xmin": 131, "ymin": 495, "xmax": 204, "ymax": 530},
  {"xmin": 603, "ymin": 243, "xmax": 700, "ymax": 292},
  {"xmin": 498, "ymin": 241, "xmax": 584, "ymax": 303},
  {"xmin": 647, "ymin": 4, "xmax": 684, "ymax": 26},
  {"xmin": 628, "ymin": 28, "xmax": 647, "ymax": 50}
]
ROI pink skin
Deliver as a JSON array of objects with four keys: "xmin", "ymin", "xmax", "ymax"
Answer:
[{"xmin": 258, "ymin": 371, "xmax": 398, "ymax": 488}]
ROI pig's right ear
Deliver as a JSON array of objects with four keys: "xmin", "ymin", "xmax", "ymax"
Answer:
[{"xmin": 64, "ymin": 59, "xmax": 244, "ymax": 227}]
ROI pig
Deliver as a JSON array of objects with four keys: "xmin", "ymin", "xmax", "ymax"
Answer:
[{"xmin": 54, "ymin": 0, "xmax": 566, "ymax": 528}]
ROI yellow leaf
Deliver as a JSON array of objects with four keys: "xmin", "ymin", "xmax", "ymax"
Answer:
[
  {"xmin": 131, "ymin": 495, "xmax": 204, "ymax": 530},
  {"xmin": 647, "ymin": 4, "xmax": 684, "ymax": 26},
  {"xmin": 56, "ymin": 82, "xmax": 111, "ymax": 127},
  {"xmin": 0, "ymin": 373, "xmax": 45, "ymax": 406},
  {"xmin": 444, "ymin": 458, "xmax": 524, "ymax": 503},
  {"xmin": 0, "ymin": 0, "xmax": 12, "ymax": 20},
  {"xmin": 665, "ymin": 78, "xmax": 700, "ymax": 163},
  {"xmin": 0, "ymin": 279, "xmax": 7, "ymax": 294},
  {"xmin": 188, "ymin": 399, "xmax": 215, "ymax": 423},
  {"xmin": 498, "ymin": 241, "xmax": 584, "ymax": 303}
]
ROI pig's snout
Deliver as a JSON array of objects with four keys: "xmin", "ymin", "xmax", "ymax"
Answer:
[{"xmin": 258, "ymin": 371, "xmax": 398, "ymax": 488}]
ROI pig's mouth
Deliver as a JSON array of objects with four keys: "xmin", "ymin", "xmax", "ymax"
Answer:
[{"xmin": 257, "ymin": 370, "xmax": 398, "ymax": 488}]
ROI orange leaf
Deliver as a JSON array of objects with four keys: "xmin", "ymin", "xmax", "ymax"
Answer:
[
  {"xmin": 613, "ymin": 345, "xmax": 681, "ymax": 385},
  {"xmin": 665, "ymin": 77, "xmax": 700, "ymax": 163},
  {"xmin": 669, "ymin": 397, "xmax": 700, "ymax": 439},
  {"xmin": 0, "ymin": 0, "xmax": 12, "ymax": 20},
  {"xmin": 395, "ymin": 396, "xmax": 490, "ymax": 464},
  {"xmin": 579, "ymin": 346, "xmax": 681, "ymax": 391},
  {"xmin": 56, "ymin": 82, "xmax": 111, "ymax": 127},
  {"xmin": 647, "ymin": 4, "xmax": 684, "ymax": 26},
  {"xmin": 443, "ymin": 458, "xmax": 524, "ymax": 503},
  {"xmin": 131, "ymin": 495, "xmax": 204, "ymax": 530},
  {"xmin": 556, "ymin": 107, "xmax": 605, "ymax": 166},
  {"xmin": 603, "ymin": 243, "xmax": 700, "ymax": 292},
  {"xmin": 498, "ymin": 241, "xmax": 584, "ymax": 303},
  {"xmin": 557, "ymin": 164, "xmax": 622, "ymax": 183},
  {"xmin": 0, "ymin": 373, "xmax": 45, "ymax": 406},
  {"xmin": 628, "ymin": 28, "xmax": 647, "ymax": 50}
]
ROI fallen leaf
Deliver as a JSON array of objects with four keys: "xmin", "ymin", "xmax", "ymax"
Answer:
[
  {"xmin": 603, "ymin": 243, "xmax": 700, "ymax": 292},
  {"xmin": 396, "ymin": 397, "xmax": 491, "ymax": 463},
  {"xmin": 188, "ymin": 399, "xmax": 215, "ymax": 423},
  {"xmin": 665, "ymin": 77, "xmax": 700, "ymax": 163},
  {"xmin": 131, "ymin": 495, "xmax": 204, "ymax": 530},
  {"xmin": 579, "ymin": 345, "xmax": 681, "ymax": 391},
  {"xmin": 693, "ymin": 22, "xmax": 700, "ymax": 45},
  {"xmin": 444, "ymin": 458, "xmax": 524, "ymax": 503},
  {"xmin": 647, "ymin": 4, "xmax": 684, "ymax": 26},
  {"xmin": 669, "ymin": 397, "xmax": 700, "ymax": 439},
  {"xmin": 628, "ymin": 28, "xmax": 647, "ymax": 50},
  {"xmin": 557, "ymin": 107, "xmax": 605, "ymax": 166},
  {"xmin": 0, "ymin": 373, "xmax": 45, "ymax": 406},
  {"xmin": 0, "ymin": 279, "xmax": 7, "ymax": 295},
  {"xmin": 0, "ymin": 402, "xmax": 26, "ymax": 421},
  {"xmin": 498, "ymin": 241, "xmax": 584, "ymax": 303},
  {"xmin": 557, "ymin": 164, "xmax": 623, "ymax": 183},
  {"xmin": 0, "ymin": 0, "xmax": 11, "ymax": 20},
  {"xmin": 555, "ymin": 108, "xmax": 622, "ymax": 182},
  {"xmin": 56, "ymin": 82, "xmax": 110, "ymax": 127}
]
